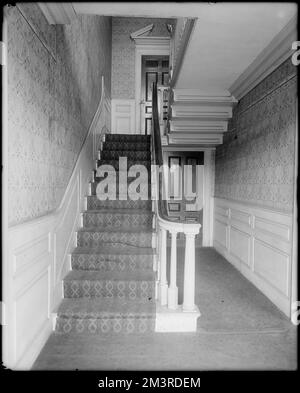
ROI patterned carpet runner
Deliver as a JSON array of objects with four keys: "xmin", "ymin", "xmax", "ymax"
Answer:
[{"xmin": 55, "ymin": 134, "xmax": 156, "ymax": 334}]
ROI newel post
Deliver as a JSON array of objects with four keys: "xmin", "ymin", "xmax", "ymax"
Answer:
[{"xmin": 183, "ymin": 229, "xmax": 197, "ymax": 312}]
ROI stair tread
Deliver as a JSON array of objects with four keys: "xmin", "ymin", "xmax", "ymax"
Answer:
[
  {"xmin": 83, "ymin": 209, "xmax": 153, "ymax": 215},
  {"xmin": 57, "ymin": 298, "xmax": 155, "ymax": 317},
  {"xmin": 77, "ymin": 227, "xmax": 153, "ymax": 233},
  {"xmin": 72, "ymin": 246, "xmax": 154, "ymax": 255},
  {"xmin": 64, "ymin": 269, "xmax": 156, "ymax": 282}
]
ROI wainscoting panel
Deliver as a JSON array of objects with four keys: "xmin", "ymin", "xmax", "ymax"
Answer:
[
  {"xmin": 213, "ymin": 197, "xmax": 294, "ymax": 317},
  {"xmin": 5, "ymin": 79, "xmax": 111, "ymax": 369},
  {"xmin": 111, "ymin": 99, "xmax": 136, "ymax": 134}
]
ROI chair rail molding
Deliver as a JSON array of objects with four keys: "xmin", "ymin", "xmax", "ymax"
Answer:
[
  {"xmin": 229, "ymin": 15, "xmax": 297, "ymax": 100},
  {"xmin": 4, "ymin": 77, "xmax": 110, "ymax": 369}
]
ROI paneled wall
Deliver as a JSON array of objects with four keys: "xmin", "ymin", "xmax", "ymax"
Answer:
[
  {"xmin": 4, "ymin": 3, "xmax": 112, "ymax": 368},
  {"xmin": 214, "ymin": 58, "xmax": 297, "ymax": 317},
  {"xmin": 213, "ymin": 198, "xmax": 293, "ymax": 316},
  {"xmin": 7, "ymin": 4, "xmax": 112, "ymax": 225}
]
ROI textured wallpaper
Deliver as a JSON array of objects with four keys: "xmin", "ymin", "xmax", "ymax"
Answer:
[
  {"xmin": 215, "ymin": 58, "xmax": 297, "ymax": 213},
  {"xmin": 111, "ymin": 17, "xmax": 173, "ymax": 99},
  {"xmin": 7, "ymin": 4, "xmax": 112, "ymax": 226}
]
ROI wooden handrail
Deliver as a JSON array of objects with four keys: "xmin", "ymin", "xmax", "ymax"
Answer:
[
  {"xmin": 151, "ymin": 82, "xmax": 200, "ymax": 229},
  {"xmin": 151, "ymin": 82, "xmax": 201, "ymax": 314}
]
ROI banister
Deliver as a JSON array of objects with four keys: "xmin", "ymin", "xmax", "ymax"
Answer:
[{"xmin": 151, "ymin": 81, "xmax": 201, "ymax": 233}]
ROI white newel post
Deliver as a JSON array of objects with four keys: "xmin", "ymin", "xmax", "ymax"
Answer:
[
  {"xmin": 183, "ymin": 231, "xmax": 196, "ymax": 311},
  {"xmin": 159, "ymin": 227, "xmax": 168, "ymax": 305},
  {"xmin": 168, "ymin": 230, "xmax": 178, "ymax": 309}
]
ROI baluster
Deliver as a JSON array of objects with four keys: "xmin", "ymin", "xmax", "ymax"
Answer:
[
  {"xmin": 183, "ymin": 231, "xmax": 196, "ymax": 311},
  {"xmin": 159, "ymin": 227, "xmax": 168, "ymax": 305},
  {"xmin": 155, "ymin": 225, "xmax": 161, "ymax": 300},
  {"xmin": 167, "ymin": 230, "xmax": 178, "ymax": 309}
]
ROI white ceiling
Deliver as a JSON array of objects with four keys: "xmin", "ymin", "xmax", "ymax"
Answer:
[{"xmin": 73, "ymin": 2, "xmax": 297, "ymax": 92}]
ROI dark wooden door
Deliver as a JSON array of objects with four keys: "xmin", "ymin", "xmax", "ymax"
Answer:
[{"xmin": 141, "ymin": 56, "xmax": 169, "ymax": 135}]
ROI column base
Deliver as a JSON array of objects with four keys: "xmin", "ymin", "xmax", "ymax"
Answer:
[{"xmin": 155, "ymin": 302, "xmax": 201, "ymax": 332}]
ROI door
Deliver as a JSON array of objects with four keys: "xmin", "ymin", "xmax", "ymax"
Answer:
[
  {"xmin": 166, "ymin": 151, "xmax": 204, "ymax": 245},
  {"xmin": 141, "ymin": 56, "xmax": 169, "ymax": 135}
]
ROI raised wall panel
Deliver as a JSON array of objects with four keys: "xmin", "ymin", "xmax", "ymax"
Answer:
[
  {"xmin": 229, "ymin": 226, "xmax": 251, "ymax": 267},
  {"xmin": 111, "ymin": 99, "xmax": 136, "ymax": 134},
  {"xmin": 254, "ymin": 217, "xmax": 290, "ymax": 241},
  {"xmin": 14, "ymin": 268, "xmax": 50, "ymax": 364},
  {"xmin": 253, "ymin": 239, "xmax": 289, "ymax": 297},
  {"xmin": 13, "ymin": 235, "xmax": 49, "ymax": 276},
  {"xmin": 213, "ymin": 197, "xmax": 293, "ymax": 317},
  {"xmin": 214, "ymin": 219, "xmax": 227, "ymax": 250}
]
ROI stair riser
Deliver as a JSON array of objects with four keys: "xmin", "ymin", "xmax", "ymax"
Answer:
[
  {"xmin": 97, "ymin": 159, "xmax": 151, "ymax": 169},
  {"xmin": 86, "ymin": 197, "xmax": 152, "ymax": 211},
  {"xmin": 105, "ymin": 135, "xmax": 151, "ymax": 143},
  {"xmin": 63, "ymin": 280, "xmax": 155, "ymax": 300},
  {"xmin": 77, "ymin": 231, "xmax": 152, "ymax": 248},
  {"xmin": 101, "ymin": 151, "xmax": 151, "ymax": 160},
  {"xmin": 83, "ymin": 213, "xmax": 152, "ymax": 229},
  {"xmin": 103, "ymin": 142, "xmax": 150, "ymax": 151},
  {"xmin": 72, "ymin": 256, "xmax": 153, "ymax": 272},
  {"xmin": 56, "ymin": 317, "xmax": 155, "ymax": 334},
  {"xmin": 90, "ymin": 183, "xmax": 151, "ymax": 197}
]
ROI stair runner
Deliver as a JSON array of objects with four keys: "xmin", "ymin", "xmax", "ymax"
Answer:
[{"xmin": 55, "ymin": 134, "xmax": 156, "ymax": 334}]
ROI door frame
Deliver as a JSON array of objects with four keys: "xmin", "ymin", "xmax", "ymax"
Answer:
[
  {"xmin": 134, "ymin": 37, "xmax": 170, "ymax": 134},
  {"xmin": 163, "ymin": 147, "xmax": 216, "ymax": 247}
]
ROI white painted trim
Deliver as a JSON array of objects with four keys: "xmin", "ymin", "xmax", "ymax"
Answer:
[
  {"xmin": 173, "ymin": 88, "xmax": 235, "ymax": 102},
  {"xmin": 163, "ymin": 146, "xmax": 216, "ymax": 152},
  {"xmin": 213, "ymin": 197, "xmax": 293, "ymax": 316},
  {"xmin": 134, "ymin": 39, "xmax": 170, "ymax": 134},
  {"xmin": 4, "ymin": 78, "xmax": 110, "ymax": 369},
  {"xmin": 2, "ymin": 13, "xmax": 11, "ymax": 368},
  {"xmin": 229, "ymin": 15, "xmax": 297, "ymax": 100},
  {"xmin": 111, "ymin": 99, "xmax": 136, "ymax": 134},
  {"xmin": 155, "ymin": 303, "xmax": 200, "ymax": 332},
  {"xmin": 38, "ymin": 2, "xmax": 77, "ymax": 24},
  {"xmin": 202, "ymin": 150, "xmax": 215, "ymax": 246},
  {"xmin": 0, "ymin": 41, "xmax": 6, "ymax": 66},
  {"xmin": 291, "ymin": 97, "xmax": 298, "ymax": 320},
  {"xmin": 168, "ymin": 134, "xmax": 223, "ymax": 145},
  {"xmin": 170, "ymin": 119, "xmax": 228, "ymax": 133},
  {"xmin": 130, "ymin": 24, "xmax": 154, "ymax": 39}
]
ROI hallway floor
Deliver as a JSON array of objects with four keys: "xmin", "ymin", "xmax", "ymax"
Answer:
[{"xmin": 33, "ymin": 248, "xmax": 297, "ymax": 370}]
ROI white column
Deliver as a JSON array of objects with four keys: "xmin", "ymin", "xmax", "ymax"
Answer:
[
  {"xmin": 183, "ymin": 232, "xmax": 196, "ymax": 311},
  {"xmin": 155, "ymin": 225, "xmax": 161, "ymax": 300},
  {"xmin": 168, "ymin": 230, "xmax": 178, "ymax": 309},
  {"xmin": 159, "ymin": 227, "xmax": 168, "ymax": 306}
]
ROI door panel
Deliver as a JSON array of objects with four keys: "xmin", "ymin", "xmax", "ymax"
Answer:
[{"xmin": 141, "ymin": 56, "xmax": 169, "ymax": 135}]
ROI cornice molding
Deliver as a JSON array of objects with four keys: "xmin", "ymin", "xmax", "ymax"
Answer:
[
  {"xmin": 130, "ymin": 24, "xmax": 154, "ymax": 39},
  {"xmin": 168, "ymin": 133, "xmax": 223, "ymax": 145},
  {"xmin": 133, "ymin": 36, "xmax": 170, "ymax": 47},
  {"xmin": 173, "ymin": 89, "xmax": 237, "ymax": 104},
  {"xmin": 229, "ymin": 15, "xmax": 297, "ymax": 100},
  {"xmin": 171, "ymin": 104, "xmax": 233, "ymax": 119},
  {"xmin": 170, "ymin": 18, "xmax": 196, "ymax": 88},
  {"xmin": 170, "ymin": 119, "xmax": 228, "ymax": 133},
  {"xmin": 38, "ymin": 2, "xmax": 77, "ymax": 24}
]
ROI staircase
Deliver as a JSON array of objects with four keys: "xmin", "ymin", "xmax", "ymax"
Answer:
[{"xmin": 55, "ymin": 134, "xmax": 157, "ymax": 334}]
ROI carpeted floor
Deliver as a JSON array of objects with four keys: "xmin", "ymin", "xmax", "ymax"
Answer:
[{"xmin": 33, "ymin": 247, "xmax": 297, "ymax": 370}]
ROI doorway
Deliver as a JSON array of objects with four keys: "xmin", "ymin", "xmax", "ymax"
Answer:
[{"xmin": 141, "ymin": 55, "xmax": 169, "ymax": 135}]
